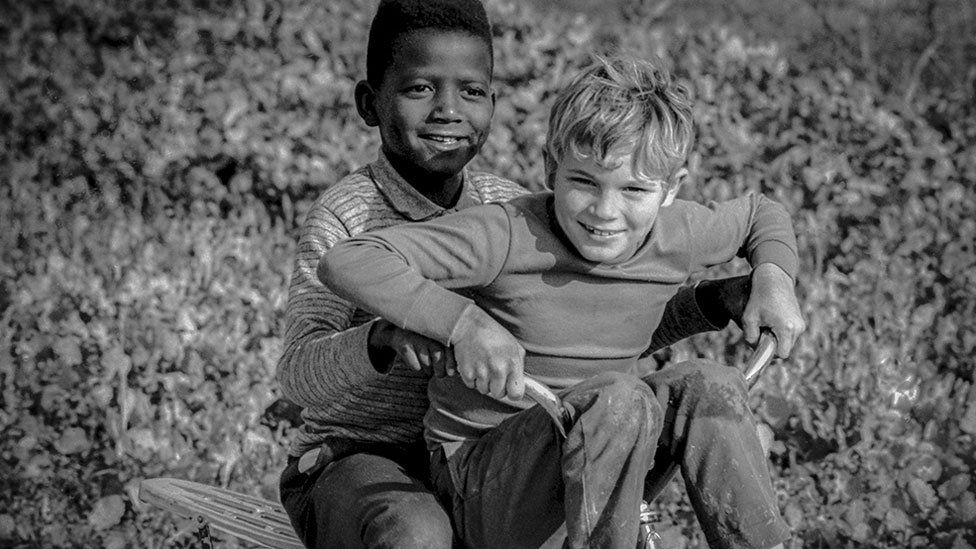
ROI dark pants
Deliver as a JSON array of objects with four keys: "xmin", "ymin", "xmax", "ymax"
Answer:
[
  {"xmin": 430, "ymin": 361, "xmax": 791, "ymax": 549},
  {"xmin": 279, "ymin": 442, "xmax": 453, "ymax": 549}
]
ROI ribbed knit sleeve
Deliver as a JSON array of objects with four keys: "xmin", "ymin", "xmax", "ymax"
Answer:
[
  {"xmin": 276, "ymin": 200, "xmax": 393, "ymax": 408},
  {"xmin": 644, "ymin": 284, "xmax": 721, "ymax": 356},
  {"xmin": 320, "ymin": 204, "xmax": 513, "ymax": 345}
]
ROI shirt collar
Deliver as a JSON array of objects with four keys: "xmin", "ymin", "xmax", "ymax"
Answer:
[{"xmin": 368, "ymin": 151, "xmax": 482, "ymax": 221}]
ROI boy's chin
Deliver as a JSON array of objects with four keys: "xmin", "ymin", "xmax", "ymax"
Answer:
[
  {"xmin": 420, "ymin": 152, "xmax": 475, "ymax": 177},
  {"xmin": 575, "ymin": 246, "xmax": 626, "ymax": 265}
]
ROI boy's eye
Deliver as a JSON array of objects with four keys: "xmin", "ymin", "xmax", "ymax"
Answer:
[
  {"xmin": 403, "ymin": 84, "xmax": 433, "ymax": 96},
  {"xmin": 462, "ymin": 86, "xmax": 488, "ymax": 99}
]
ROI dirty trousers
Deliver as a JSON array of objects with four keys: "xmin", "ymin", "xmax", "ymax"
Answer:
[
  {"xmin": 280, "ymin": 441, "xmax": 453, "ymax": 549},
  {"xmin": 429, "ymin": 361, "xmax": 791, "ymax": 549}
]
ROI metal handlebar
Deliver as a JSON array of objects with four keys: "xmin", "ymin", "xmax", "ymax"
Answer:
[
  {"xmin": 743, "ymin": 329, "xmax": 778, "ymax": 388},
  {"xmin": 522, "ymin": 328, "xmax": 780, "ymax": 435}
]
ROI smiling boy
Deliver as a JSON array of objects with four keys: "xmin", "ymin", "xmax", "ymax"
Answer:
[
  {"xmin": 320, "ymin": 55, "xmax": 802, "ymax": 548},
  {"xmin": 275, "ymin": 2, "xmax": 521, "ymax": 547}
]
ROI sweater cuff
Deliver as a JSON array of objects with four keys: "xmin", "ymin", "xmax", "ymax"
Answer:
[
  {"xmin": 364, "ymin": 319, "xmax": 396, "ymax": 374},
  {"xmin": 689, "ymin": 281, "xmax": 728, "ymax": 330},
  {"xmin": 344, "ymin": 321, "xmax": 390, "ymax": 376},
  {"xmin": 669, "ymin": 284, "xmax": 724, "ymax": 331},
  {"xmin": 405, "ymin": 284, "xmax": 475, "ymax": 346},
  {"xmin": 644, "ymin": 286, "xmax": 720, "ymax": 356},
  {"xmin": 751, "ymin": 241, "xmax": 798, "ymax": 281}
]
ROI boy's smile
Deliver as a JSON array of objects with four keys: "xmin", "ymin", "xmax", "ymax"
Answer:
[
  {"xmin": 357, "ymin": 30, "xmax": 494, "ymax": 200},
  {"xmin": 551, "ymin": 153, "xmax": 681, "ymax": 265}
]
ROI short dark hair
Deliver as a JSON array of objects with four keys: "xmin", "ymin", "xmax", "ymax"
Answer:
[{"xmin": 366, "ymin": 0, "xmax": 493, "ymax": 86}]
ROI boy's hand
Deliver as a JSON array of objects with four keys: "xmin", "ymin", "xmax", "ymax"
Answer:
[
  {"xmin": 450, "ymin": 306, "xmax": 526, "ymax": 400},
  {"xmin": 742, "ymin": 263, "xmax": 805, "ymax": 358},
  {"xmin": 368, "ymin": 320, "xmax": 457, "ymax": 377}
]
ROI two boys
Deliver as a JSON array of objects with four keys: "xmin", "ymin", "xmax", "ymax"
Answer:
[
  {"xmin": 277, "ymin": 0, "xmax": 803, "ymax": 547},
  {"xmin": 319, "ymin": 53, "xmax": 802, "ymax": 548}
]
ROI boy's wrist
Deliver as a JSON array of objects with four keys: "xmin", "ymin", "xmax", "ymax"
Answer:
[
  {"xmin": 367, "ymin": 319, "xmax": 397, "ymax": 373},
  {"xmin": 752, "ymin": 261, "xmax": 794, "ymax": 284}
]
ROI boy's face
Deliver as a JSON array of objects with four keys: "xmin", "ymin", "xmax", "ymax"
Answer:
[
  {"xmin": 550, "ymin": 152, "xmax": 681, "ymax": 265},
  {"xmin": 357, "ymin": 30, "xmax": 494, "ymax": 185}
]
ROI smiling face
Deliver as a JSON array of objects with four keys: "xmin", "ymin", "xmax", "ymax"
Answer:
[
  {"xmin": 551, "ymin": 152, "xmax": 682, "ymax": 265},
  {"xmin": 356, "ymin": 29, "xmax": 494, "ymax": 197}
]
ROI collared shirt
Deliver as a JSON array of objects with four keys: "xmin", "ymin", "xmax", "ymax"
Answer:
[
  {"xmin": 367, "ymin": 156, "xmax": 485, "ymax": 221},
  {"xmin": 277, "ymin": 152, "xmax": 529, "ymax": 457}
]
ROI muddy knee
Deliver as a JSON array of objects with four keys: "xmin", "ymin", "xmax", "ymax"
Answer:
[
  {"xmin": 570, "ymin": 371, "xmax": 662, "ymax": 438},
  {"xmin": 670, "ymin": 360, "xmax": 751, "ymax": 421}
]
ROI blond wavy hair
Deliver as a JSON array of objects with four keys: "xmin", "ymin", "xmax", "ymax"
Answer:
[{"xmin": 545, "ymin": 54, "xmax": 694, "ymax": 187}]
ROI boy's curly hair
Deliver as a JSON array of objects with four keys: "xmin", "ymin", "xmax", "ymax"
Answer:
[
  {"xmin": 545, "ymin": 55, "xmax": 695, "ymax": 187},
  {"xmin": 366, "ymin": 0, "xmax": 493, "ymax": 86}
]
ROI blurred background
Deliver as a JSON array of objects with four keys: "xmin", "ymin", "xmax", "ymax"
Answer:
[{"xmin": 2, "ymin": 0, "xmax": 974, "ymax": 547}]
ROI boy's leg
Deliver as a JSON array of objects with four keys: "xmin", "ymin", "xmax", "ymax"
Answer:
[
  {"xmin": 642, "ymin": 360, "xmax": 791, "ymax": 549},
  {"xmin": 429, "ymin": 371, "xmax": 661, "ymax": 549},
  {"xmin": 280, "ymin": 446, "xmax": 453, "ymax": 549}
]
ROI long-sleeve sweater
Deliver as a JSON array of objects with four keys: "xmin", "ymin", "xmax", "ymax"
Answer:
[
  {"xmin": 276, "ymin": 153, "xmax": 528, "ymax": 456},
  {"xmin": 319, "ymin": 191, "xmax": 799, "ymax": 448}
]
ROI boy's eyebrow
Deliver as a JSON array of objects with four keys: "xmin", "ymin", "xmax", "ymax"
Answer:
[
  {"xmin": 566, "ymin": 167, "xmax": 664, "ymax": 188},
  {"xmin": 565, "ymin": 168, "xmax": 593, "ymax": 179}
]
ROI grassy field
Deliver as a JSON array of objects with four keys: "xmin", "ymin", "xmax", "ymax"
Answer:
[{"xmin": 2, "ymin": 0, "xmax": 975, "ymax": 547}]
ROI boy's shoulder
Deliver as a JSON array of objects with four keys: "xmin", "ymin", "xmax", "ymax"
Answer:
[
  {"xmin": 315, "ymin": 164, "xmax": 381, "ymax": 206},
  {"xmin": 495, "ymin": 190, "xmax": 554, "ymax": 228},
  {"xmin": 301, "ymin": 163, "xmax": 530, "ymax": 234},
  {"xmin": 465, "ymin": 169, "xmax": 530, "ymax": 203},
  {"xmin": 302, "ymin": 164, "xmax": 391, "ymax": 230}
]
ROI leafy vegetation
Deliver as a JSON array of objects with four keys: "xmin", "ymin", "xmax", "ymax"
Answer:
[{"xmin": 2, "ymin": 0, "xmax": 974, "ymax": 547}]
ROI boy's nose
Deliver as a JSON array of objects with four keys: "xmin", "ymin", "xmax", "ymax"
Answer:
[
  {"xmin": 589, "ymin": 193, "xmax": 618, "ymax": 219},
  {"xmin": 431, "ymin": 91, "xmax": 462, "ymax": 122}
]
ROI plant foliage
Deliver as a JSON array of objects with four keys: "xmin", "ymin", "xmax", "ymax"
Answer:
[{"xmin": 2, "ymin": 0, "xmax": 974, "ymax": 547}]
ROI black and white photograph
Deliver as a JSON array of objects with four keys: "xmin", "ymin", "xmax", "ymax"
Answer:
[{"xmin": 2, "ymin": 0, "xmax": 974, "ymax": 547}]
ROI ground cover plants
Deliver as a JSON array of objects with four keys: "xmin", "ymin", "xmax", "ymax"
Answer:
[{"xmin": 2, "ymin": 0, "xmax": 974, "ymax": 547}]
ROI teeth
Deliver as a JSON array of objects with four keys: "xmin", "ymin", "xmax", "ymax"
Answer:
[
  {"xmin": 427, "ymin": 135, "xmax": 460, "ymax": 143},
  {"xmin": 582, "ymin": 223, "xmax": 618, "ymax": 237}
]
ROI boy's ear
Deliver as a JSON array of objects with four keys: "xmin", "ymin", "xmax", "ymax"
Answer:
[
  {"xmin": 661, "ymin": 168, "xmax": 687, "ymax": 207},
  {"xmin": 354, "ymin": 80, "xmax": 379, "ymax": 127}
]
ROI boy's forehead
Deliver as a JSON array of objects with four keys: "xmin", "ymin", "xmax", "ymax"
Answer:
[
  {"xmin": 565, "ymin": 149, "xmax": 668, "ymax": 181},
  {"xmin": 384, "ymin": 29, "xmax": 492, "ymax": 79},
  {"xmin": 560, "ymin": 142, "xmax": 670, "ymax": 181}
]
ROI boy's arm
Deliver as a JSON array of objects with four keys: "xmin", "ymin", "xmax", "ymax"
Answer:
[
  {"xmin": 319, "ymin": 205, "xmax": 527, "ymax": 399},
  {"xmin": 275, "ymin": 205, "xmax": 415, "ymax": 408},
  {"xmin": 645, "ymin": 276, "xmax": 748, "ymax": 356},
  {"xmin": 319, "ymin": 205, "xmax": 511, "ymax": 344},
  {"xmin": 684, "ymin": 194, "xmax": 804, "ymax": 356}
]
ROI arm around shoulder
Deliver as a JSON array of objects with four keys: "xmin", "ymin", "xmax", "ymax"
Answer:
[{"xmin": 318, "ymin": 205, "xmax": 513, "ymax": 345}]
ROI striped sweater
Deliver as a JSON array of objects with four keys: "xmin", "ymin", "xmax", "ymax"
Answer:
[
  {"xmin": 277, "ymin": 153, "xmax": 529, "ymax": 456},
  {"xmin": 276, "ymin": 152, "xmax": 720, "ymax": 457}
]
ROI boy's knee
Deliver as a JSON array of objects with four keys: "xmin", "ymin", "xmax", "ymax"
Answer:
[
  {"xmin": 671, "ymin": 360, "xmax": 751, "ymax": 421},
  {"xmin": 361, "ymin": 494, "xmax": 454, "ymax": 549},
  {"xmin": 673, "ymin": 359, "xmax": 747, "ymax": 393},
  {"xmin": 572, "ymin": 371, "xmax": 662, "ymax": 436}
]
